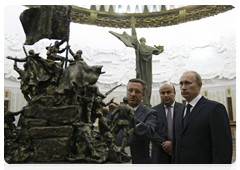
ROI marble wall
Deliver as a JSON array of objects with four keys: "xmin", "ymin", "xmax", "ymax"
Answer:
[{"xmin": 4, "ymin": 5, "xmax": 236, "ymax": 124}]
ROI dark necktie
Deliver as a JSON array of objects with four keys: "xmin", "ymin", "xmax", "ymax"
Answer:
[
  {"xmin": 166, "ymin": 106, "xmax": 173, "ymax": 141},
  {"xmin": 184, "ymin": 104, "xmax": 192, "ymax": 127}
]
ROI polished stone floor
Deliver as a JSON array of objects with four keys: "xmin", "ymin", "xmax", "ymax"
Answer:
[{"xmin": 231, "ymin": 126, "xmax": 238, "ymax": 170}]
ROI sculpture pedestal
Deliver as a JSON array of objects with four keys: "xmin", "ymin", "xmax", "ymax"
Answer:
[{"xmin": 4, "ymin": 162, "xmax": 132, "ymax": 170}]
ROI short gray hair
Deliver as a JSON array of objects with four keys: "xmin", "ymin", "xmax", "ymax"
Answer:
[{"xmin": 127, "ymin": 78, "xmax": 147, "ymax": 94}]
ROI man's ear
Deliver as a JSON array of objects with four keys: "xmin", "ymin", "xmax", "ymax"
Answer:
[{"xmin": 198, "ymin": 82, "xmax": 203, "ymax": 90}]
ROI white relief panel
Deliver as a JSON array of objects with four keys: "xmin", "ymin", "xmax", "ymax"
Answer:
[
  {"xmin": 4, "ymin": 5, "xmax": 237, "ymax": 125},
  {"xmin": 4, "ymin": 6, "xmax": 236, "ymax": 86},
  {"xmin": 81, "ymin": 47, "xmax": 136, "ymax": 85}
]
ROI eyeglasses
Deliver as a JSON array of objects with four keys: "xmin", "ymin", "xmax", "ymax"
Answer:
[{"xmin": 127, "ymin": 89, "xmax": 142, "ymax": 94}]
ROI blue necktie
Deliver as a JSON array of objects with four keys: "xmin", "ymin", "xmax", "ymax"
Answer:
[{"xmin": 184, "ymin": 104, "xmax": 192, "ymax": 127}]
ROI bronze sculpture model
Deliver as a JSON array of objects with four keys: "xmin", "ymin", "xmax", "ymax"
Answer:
[
  {"xmin": 109, "ymin": 17, "xmax": 164, "ymax": 108},
  {"xmin": 110, "ymin": 97, "xmax": 136, "ymax": 154},
  {"xmin": 5, "ymin": 5, "xmax": 135, "ymax": 164}
]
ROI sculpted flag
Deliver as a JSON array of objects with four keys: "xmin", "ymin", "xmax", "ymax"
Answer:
[{"xmin": 20, "ymin": 5, "xmax": 72, "ymax": 45}]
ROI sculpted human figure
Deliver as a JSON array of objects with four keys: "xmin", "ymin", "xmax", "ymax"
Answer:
[
  {"xmin": 72, "ymin": 122, "xmax": 101, "ymax": 160},
  {"xmin": 68, "ymin": 47, "xmax": 84, "ymax": 65},
  {"xmin": 109, "ymin": 17, "xmax": 164, "ymax": 108},
  {"xmin": 99, "ymin": 108, "xmax": 114, "ymax": 145},
  {"xmin": 82, "ymin": 85, "xmax": 106, "ymax": 123},
  {"xmin": 7, "ymin": 48, "xmax": 63, "ymax": 98},
  {"xmin": 92, "ymin": 96, "xmax": 114, "ymax": 121},
  {"xmin": 7, "ymin": 49, "xmax": 41, "ymax": 97},
  {"xmin": 110, "ymin": 97, "xmax": 136, "ymax": 154},
  {"xmin": 46, "ymin": 40, "xmax": 68, "ymax": 66},
  {"xmin": 13, "ymin": 61, "xmax": 32, "ymax": 103}
]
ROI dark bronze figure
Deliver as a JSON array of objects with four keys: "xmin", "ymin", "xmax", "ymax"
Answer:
[
  {"xmin": 110, "ymin": 97, "xmax": 136, "ymax": 154},
  {"xmin": 46, "ymin": 40, "xmax": 68, "ymax": 67},
  {"xmin": 5, "ymin": 5, "xmax": 135, "ymax": 164},
  {"xmin": 99, "ymin": 108, "xmax": 113, "ymax": 144},
  {"xmin": 109, "ymin": 17, "xmax": 164, "ymax": 108},
  {"xmin": 69, "ymin": 46, "xmax": 84, "ymax": 65},
  {"xmin": 82, "ymin": 85, "xmax": 106, "ymax": 123}
]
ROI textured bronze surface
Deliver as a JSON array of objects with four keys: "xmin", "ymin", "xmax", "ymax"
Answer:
[
  {"xmin": 5, "ymin": 5, "xmax": 132, "ymax": 163},
  {"xmin": 20, "ymin": 5, "xmax": 71, "ymax": 45}
]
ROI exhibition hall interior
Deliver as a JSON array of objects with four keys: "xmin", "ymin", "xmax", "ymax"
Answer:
[{"xmin": 4, "ymin": 5, "xmax": 236, "ymax": 163}]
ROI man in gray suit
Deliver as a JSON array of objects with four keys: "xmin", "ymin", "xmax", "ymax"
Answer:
[
  {"xmin": 109, "ymin": 78, "xmax": 158, "ymax": 164},
  {"xmin": 151, "ymin": 84, "xmax": 183, "ymax": 164},
  {"xmin": 172, "ymin": 71, "xmax": 232, "ymax": 164}
]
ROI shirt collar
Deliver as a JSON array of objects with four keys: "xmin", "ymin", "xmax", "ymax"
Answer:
[
  {"xmin": 186, "ymin": 94, "xmax": 202, "ymax": 108},
  {"xmin": 133, "ymin": 104, "xmax": 141, "ymax": 111}
]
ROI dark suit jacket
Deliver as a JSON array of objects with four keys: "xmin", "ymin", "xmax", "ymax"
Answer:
[
  {"xmin": 151, "ymin": 102, "xmax": 184, "ymax": 164},
  {"xmin": 172, "ymin": 96, "xmax": 232, "ymax": 164},
  {"xmin": 115, "ymin": 103, "xmax": 158, "ymax": 164}
]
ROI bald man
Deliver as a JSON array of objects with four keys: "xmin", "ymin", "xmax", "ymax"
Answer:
[{"xmin": 151, "ymin": 84, "xmax": 184, "ymax": 164}]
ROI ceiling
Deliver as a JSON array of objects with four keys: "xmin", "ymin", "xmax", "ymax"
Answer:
[
  {"xmin": 77, "ymin": 5, "xmax": 188, "ymax": 13},
  {"xmin": 24, "ymin": 5, "xmax": 235, "ymax": 28}
]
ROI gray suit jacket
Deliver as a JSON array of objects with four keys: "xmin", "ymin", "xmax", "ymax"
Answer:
[
  {"xmin": 172, "ymin": 96, "xmax": 232, "ymax": 164},
  {"xmin": 151, "ymin": 102, "xmax": 183, "ymax": 164},
  {"xmin": 115, "ymin": 103, "xmax": 158, "ymax": 164}
]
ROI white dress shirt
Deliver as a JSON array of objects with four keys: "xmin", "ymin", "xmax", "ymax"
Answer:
[
  {"xmin": 183, "ymin": 94, "xmax": 202, "ymax": 117},
  {"xmin": 164, "ymin": 101, "xmax": 175, "ymax": 120}
]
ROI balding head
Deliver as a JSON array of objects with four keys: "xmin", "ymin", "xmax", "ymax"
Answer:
[{"xmin": 159, "ymin": 84, "xmax": 176, "ymax": 107}]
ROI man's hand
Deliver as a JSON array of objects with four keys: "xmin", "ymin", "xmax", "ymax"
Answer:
[
  {"xmin": 161, "ymin": 141, "xmax": 172, "ymax": 155},
  {"xmin": 108, "ymin": 102, "xmax": 119, "ymax": 112}
]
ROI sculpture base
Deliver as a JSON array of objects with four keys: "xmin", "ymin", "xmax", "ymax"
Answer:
[{"xmin": 4, "ymin": 162, "xmax": 132, "ymax": 170}]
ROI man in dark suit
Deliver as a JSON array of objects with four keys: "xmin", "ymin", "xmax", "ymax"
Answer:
[
  {"xmin": 172, "ymin": 71, "xmax": 232, "ymax": 164},
  {"xmin": 110, "ymin": 78, "xmax": 158, "ymax": 164},
  {"xmin": 151, "ymin": 84, "xmax": 184, "ymax": 164}
]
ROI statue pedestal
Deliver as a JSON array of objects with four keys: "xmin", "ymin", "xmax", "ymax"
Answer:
[{"xmin": 4, "ymin": 162, "xmax": 132, "ymax": 170}]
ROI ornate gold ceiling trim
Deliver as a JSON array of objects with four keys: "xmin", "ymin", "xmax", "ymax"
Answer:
[{"xmin": 24, "ymin": 5, "xmax": 235, "ymax": 28}]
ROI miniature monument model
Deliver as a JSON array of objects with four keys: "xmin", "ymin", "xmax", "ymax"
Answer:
[
  {"xmin": 4, "ymin": 5, "xmax": 136, "ymax": 163},
  {"xmin": 109, "ymin": 17, "xmax": 164, "ymax": 108}
]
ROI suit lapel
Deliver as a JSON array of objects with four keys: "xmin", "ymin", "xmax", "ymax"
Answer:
[
  {"xmin": 174, "ymin": 104, "xmax": 185, "ymax": 131},
  {"xmin": 134, "ymin": 104, "xmax": 144, "ymax": 120},
  {"xmin": 158, "ymin": 104, "xmax": 167, "ymax": 127},
  {"xmin": 158, "ymin": 102, "xmax": 182, "ymax": 127},
  {"xmin": 173, "ymin": 102, "xmax": 182, "ymax": 114},
  {"xmin": 183, "ymin": 96, "xmax": 207, "ymax": 131}
]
